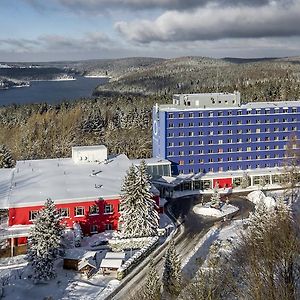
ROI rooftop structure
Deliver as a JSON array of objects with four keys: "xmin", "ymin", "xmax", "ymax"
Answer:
[{"xmin": 170, "ymin": 91, "xmax": 241, "ymax": 109}]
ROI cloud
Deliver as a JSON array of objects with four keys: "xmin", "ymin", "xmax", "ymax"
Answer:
[
  {"xmin": 115, "ymin": 0, "xmax": 300, "ymax": 43},
  {"xmin": 23, "ymin": 0, "xmax": 291, "ymax": 13},
  {"xmin": 0, "ymin": 32, "xmax": 114, "ymax": 55}
]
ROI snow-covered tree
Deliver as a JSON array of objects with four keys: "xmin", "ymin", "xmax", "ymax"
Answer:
[
  {"xmin": 142, "ymin": 259, "xmax": 161, "ymax": 300},
  {"xmin": 0, "ymin": 144, "xmax": 14, "ymax": 168},
  {"xmin": 240, "ymin": 173, "xmax": 250, "ymax": 189},
  {"xmin": 210, "ymin": 188, "xmax": 221, "ymax": 209},
  {"xmin": 27, "ymin": 198, "xmax": 63, "ymax": 283},
  {"xmin": 163, "ymin": 241, "xmax": 181, "ymax": 297},
  {"xmin": 119, "ymin": 161, "xmax": 159, "ymax": 238},
  {"xmin": 73, "ymin": 222, "xmax": 83, "ymax": 247}
]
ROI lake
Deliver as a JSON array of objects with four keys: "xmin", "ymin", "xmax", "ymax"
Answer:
[{"xmin": 0, "ymin": 76, "xmax": 108, "ymax": 106}]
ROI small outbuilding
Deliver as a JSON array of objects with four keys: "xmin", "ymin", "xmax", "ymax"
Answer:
[
  {"xmin": 100, "ymin": 258, "xmax": 123, "ymax": 276},
  {"xmin": 63, "ymin": 249, "xmax": 97, "ymax": 271},
  {"xmin": 104, "ymin": 252, "xmax": 125, "ymax": 260}
]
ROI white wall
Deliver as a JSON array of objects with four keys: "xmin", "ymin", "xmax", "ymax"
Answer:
[{"xmin": 72, "ymin": 146, "xmax": 108, "ymax": 164}]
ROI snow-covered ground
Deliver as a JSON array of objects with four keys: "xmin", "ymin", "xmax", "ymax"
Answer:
[
  {"xmin": 247, "ymin": 190, "xmax": 276, "ymax": 209},
  {"xmin": 193, "ymin": 203, "xmax": 239, "ymax": 218},
  {"xmin": 0, "ymin": 213, "xmax": 174, "ymax": 299},
  {"xmin": 182, "ymin": 220, "xmax": 245, "ymax": 279}
]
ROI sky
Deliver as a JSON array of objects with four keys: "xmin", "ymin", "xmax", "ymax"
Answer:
[{"xmin": 1, "ymin": 0, "xmax": 300, "ymax": 61}]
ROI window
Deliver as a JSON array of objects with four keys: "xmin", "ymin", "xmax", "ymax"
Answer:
[
  {"xmin": 59, "ymin": 208, "xmax": 70, "ymax": 218},
  {"xmin": 168, "ymin": 113, "xmax": 174, "ymax": 119},
  {"xmin": 188, "ymin": 132, "xmax": 194, "ymax": 136},
  {"xmin": 237, "ymin": 138, "xmax": 242, "ymax": 143},
  {"xmin": 274, "ymin": 118, "xmax": 279, "ymax": 123},
  {"xmin": 227, "ymin": 120, "xmax": 233, "ymax": 125},
  {"xmin": 247, "ymin": 147, "xmax": 251, "ymax": 151},
  {"xmin": 256, "ymin": 109, "xmax": 261, "ymax": 114},
  {"xmin": 237, "ymin": 120, "xmax": 242, "ymax": 125},
  {"xmin": 168, "ymin": 142, "xmax": 174, "ymax": 147},
  {"xmin": 237, "ymin": 110, "xmax": 242, "ymax": 115},
  {"xmin": 208, "ymin": 149, "xmax": 214, "ymax": 153},
  {"xmin": 218, "ymin": 157, "xmax": 223, "ymax": 162},
  {"xmin": 209, "ymin": 121, "xmax": 214, "ymax": 126},
  {"xmin": 168, "ymin": 123, "xmax": 174, "ymax": 128},
  {"xmin": 89, "ymin": 205, "xmax": 99, "ymax": 215},
  {"xmin": 283, "ymin": 108, "xmax": 288, "ymax": 113},
  {"xmin": 178, "ymin": 123, "xmax": 184, "ymax": 128},
  {"xmin": 246, "ymin": 129, "xmax": 251, "ymax": 134},
  {"xmin": 237, "ymin": 147, "xmax": 242, "ymax": 152},
  {"xmin": 246, "ymin": 120, "xmax": 251, "ymax": 124},
  {"xmin": 209, "ymin": 112, "xmax": 214, "ymax": 117},
  {"xmin": 265, "ymin": 128, "xmax": 270, "ymax": 133},
  {"xmin": 168, "ymin": 151, "xmax": 174, "ymax": 156},
  {"xmin": 189, "ymin": 113, "xmax": 194, "ymax": 118},
  {"xmin": 227, "ymin": 157, "xmax": 233, "ymax": 161},
  {"xmin": 29, "ymin": 210, "xmax": 39, "ymax": 221},
  {"xmin": 218, "ymin": 112, "xmax": 223, "ymax": 116},
  {"xmin": 237, "ymin": 129, "xmax": 242, "ymax": 134},
  {"xmin": 265, "ymin": 109, "xmax": 270, "ymax": 115},
  {"xmin": 247, "ymin": 110, "xmax": 252, "ymax": 115},
  {"xmin": 228, "ymin": 130, "xmax": 233, "ymax": 134},
  {"xmin": 292, "ymin": 126, "xmax": 297, "ymax": 131},
  {"xmin": 104, "ymin": 204, "xmax": 113, "ymax": 214},
  {"xmin": 208, "ymin": 158, "xmax": 214, "ymax": 163},
  {"xmin": 189, "ymin": 141, "xmax": 194, "ymax": 146},
  {"xmin": 189, "ymin": 159, "xmax": 194, "ymax": 165},
  {"xmin": 105, "ymin": 223, "xmax": 113, "ymax": 230},
  {"xmin": 179, "ymin": 160, "xmax": 184, "ymax": 165},
  {"xmin": 198, "ymin": 112, "xmax": 203, "ymax": 117},
  {"xmin": 198, "ymin": 122, "xmax": 203, "ymax": 126},
  {"xmin": 179, "ymin": 113, "xmax": 184, "ymax": 118},
  {"xmin": 90, "ymin": 225, "xmax": 98, "ymax": 233},
  {"xmin": 292, "ymin": 107, "xmax": 297, "ymax": 113},
  {"xmin": 179, "ymin": 141, "xmax": 184, "ymax": 146},
  {"xmin": 75, "ymin": 207, "xmax": 85, "ymax": 217},
  {"xmin": 228, "ymin": 148, "xmax": 233, "ymax": 152},
  {"xmin": 256, "ymin": 137, "xmax": 261, "ymax": 142},
  {"xmin": 246, "ymin": 138, "xmax": 252, "ymax": 142},
  {"xmin": 218, "ymin": 139, "xmax": 223, "ymax": 144},
  {"xmin": 265, "ymin": 137, "xmax": 270, "ymax": 141},
  {"xmin": 228, "ymin": 111, "xmax": 232, "ymax": 116},
  {"xmin": 188, "ymin": 150, "xmax": 194, "ymax": 155},
  {"xmin": 188, "ymin": 122, "xmax": 194, "ymax": 127},
  {"xmin": 274, "ymin": 127, "xmax": 279, "ymax": 132},
  {"xmin": 179, "ymin": 151, "xmax": 184, "ymax": 156},
  {"xmin": 227, "ymin": 138, "xmax": 233, "ymax": 143},
  {"xmin": 208, "ymin": 140, "xmax": 213, "ymax": 144},
  {"xmin": 218, "ymin": 121, "xmax": 223, "ymax": 126},
  {"xmin": 274, "ymin": 145, "xmax": 279, "ymax": 150},
  {"xmin": 256, "ymin": 128, "xmax": 261, "ymax": 133},
  {"xmin": 209, "ymin": 131, "xmax": 214, "ymax": 136},
  {"xmin": 256, "ymin": 146, "xmax": 261, "ymax": 150},
  {"xmin": 199, "ymin": 131, "xmax": 203, "ymax": 136},
  {"xmin": 265, "ymin": 119, "xmax": 270, "ymax": 123}
]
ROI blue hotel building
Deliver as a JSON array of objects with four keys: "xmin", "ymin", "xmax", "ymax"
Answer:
[{"xmin": 153, "ymin": 92, "xmax": 300, "ymax": 190}]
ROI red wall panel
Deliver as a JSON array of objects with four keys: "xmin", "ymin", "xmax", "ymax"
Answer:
[{"xmin": 213, "ymin": 178, "xmax": 232, "ymax": 188}]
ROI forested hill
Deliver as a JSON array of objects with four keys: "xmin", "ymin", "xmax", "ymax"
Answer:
[{"xmin": 94, "ymin": 56, "xmax": 300, "ymax": 102}]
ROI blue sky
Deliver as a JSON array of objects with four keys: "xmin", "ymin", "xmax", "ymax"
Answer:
[{"xmin": 1, "ymin": 0, "xmax": 300, "ymax": 61}]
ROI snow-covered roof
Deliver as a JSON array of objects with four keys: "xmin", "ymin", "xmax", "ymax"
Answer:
[
  {"xmin": 0, "ymin": 169, "xmax": 14, "ymax": 209},
  {"xmin": 78, "ymin": 257, "xmax": 97, "ymax": 270},
  {"xmin": 72, "ymin": 145, "xmax": 107, "ymax": 151},
  {"xmin": 105, "ymin": 252, "xmax": 125, "ymax": 260},
  {"xmin": 100, "ymin": 258, "xmax": 123, "ymax": 269},
  {"xmin": 5, "ymin": 154, "xmax": 132, "ymax": 208},
  {"xmin": 64, "ymin": 249, "xmax": 96, "ymax": 260},
  {"xmin": 130, "ymin": 158, "xmax": 171, "ymax": 166}
]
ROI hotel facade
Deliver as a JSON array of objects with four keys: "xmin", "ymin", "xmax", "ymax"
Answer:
[{"xmin": 153, "ymin": 92, "xmax": 300, "ymax": 190}]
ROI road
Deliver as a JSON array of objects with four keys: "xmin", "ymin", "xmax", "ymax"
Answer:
[{"xmin": 107, "ymin": 194, "xmax": 254, "ymax": 300}]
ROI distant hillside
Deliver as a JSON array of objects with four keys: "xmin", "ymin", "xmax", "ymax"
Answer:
[{"xmin": 94, "ymin": 56, "xmax": 300, "ymax": 102}]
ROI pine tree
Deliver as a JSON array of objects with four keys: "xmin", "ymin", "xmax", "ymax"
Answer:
[
  {"xmin": 0, "ymin": 144, "xmax": 14, "ymax": 168},
  {"xmin": 142, "ymin": 259, "xmax": 161, "ymax": 300},
  {"xmin": 163, "ymin": 241, "xmax": 181, "ymax": 297},
  {"xmin": 210, "ymin": 188, "xmax": 221, "ymax": 209},
  {"xmin": 240, "ymin": 173, "xmax": 250, "ymax": 189},
  {"xmin": 27, "ymin": 198, "xmax": 63, "ymax": 283},
  {"xmin": 119, "ymin": 161, "xmax": 159, "ymax": 238}
]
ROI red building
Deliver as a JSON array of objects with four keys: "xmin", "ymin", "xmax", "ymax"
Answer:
[{"xmin": 0, "ymin": 146, "xmax": 161, "ymax": 246}]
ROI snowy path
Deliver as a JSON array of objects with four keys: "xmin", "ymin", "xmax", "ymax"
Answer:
[{"xmin": 0, "ymin": 262, "xmax": 27, "ymax": 270}]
